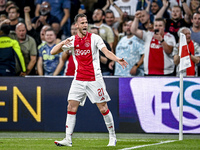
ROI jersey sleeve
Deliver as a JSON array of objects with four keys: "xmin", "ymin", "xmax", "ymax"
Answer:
[
  {"xmin": 12, "ymin": 40, "xmax": 26, "ymax": 72},
  {"xmin": 93, "ymin": 34, "xmax": 106, "ymax": 51},
  {"xmin": 62, "ymin": 37, "xmax": 74, "ymax": 52},
  {"xmin": 172, "ymin": 43, "xmax": 179, "ymax": 56},
  {"xmin": 194, "ymin": 41, "xmax": 200, "ymax": 57},
  {"xmin": 38, "ymin": 45, "xmax": 44, "ymax": 57},
  {"xmin": 165, "ymin": 33, "xmax": 176, "ymax": 47}
]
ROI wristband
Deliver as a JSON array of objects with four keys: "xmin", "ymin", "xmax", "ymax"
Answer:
[
  {"xmin": 112, "ymin": 3, "xmax": 116, "ymax": 6},
  {"xmin": 135, "ymin": 63, "xmax": 138, "ymax": 67},
  {"xmin": 160, "ymin": 39, "xmax": 164, "ymax": 43}
]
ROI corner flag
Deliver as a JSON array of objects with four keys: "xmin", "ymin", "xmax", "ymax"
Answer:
[{"xmin": 178, "ymin": 33, "xmax": 191, "ymax": 71}]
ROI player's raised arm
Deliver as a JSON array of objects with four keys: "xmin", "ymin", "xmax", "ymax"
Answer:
[
  {"xmin": 101, "ymin": 47, "xmax": 128, "ymax": 69},
  {"xmin": 51, "ymin": 39, "xmax": 72, "ymax": 55}
]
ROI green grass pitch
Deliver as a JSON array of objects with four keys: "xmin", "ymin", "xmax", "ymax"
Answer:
[{"xmin": 0, "ymin": 132, "xmax": 200, "ymax": 150}]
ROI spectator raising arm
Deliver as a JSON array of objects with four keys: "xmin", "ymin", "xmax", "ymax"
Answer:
[
  {"xmin": 24, "ymin": 6, "xmax": 32, "ymax": 31},
  {"xmin": 155, "ymin": 0, "xmax": 169, "ymax": 19},
  {"xmin": 131, "ymin": 11, "xmax": 143, "ymax": 39},
  {"xmin": 145, "ymin": 0, "xmax": 151, "ymax": 13},
  {"xmin": 60, "ymin": 8, "xmax": 70, "ymax": 28},
  {"xmin": 181, "ymin": 0, "xmax": 192, "ymax": 23}
]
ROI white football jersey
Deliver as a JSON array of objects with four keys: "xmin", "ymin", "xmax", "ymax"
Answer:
[{"xmin": 62, "ymin": 32, "xmax": 106, "ymax": 81}]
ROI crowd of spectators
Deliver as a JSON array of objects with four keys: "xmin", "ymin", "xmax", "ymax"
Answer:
[{"xmin": 0, "ymin": 0, "xmax": 200, "ymax": 77}]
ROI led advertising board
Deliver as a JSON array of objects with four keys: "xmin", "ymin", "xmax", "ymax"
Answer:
[{"xmin": 119, "ymin": 77, "xmax": 200, "ymax": 133}]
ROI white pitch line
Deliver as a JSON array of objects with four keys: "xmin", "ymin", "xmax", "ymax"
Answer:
[{"xmin": 120, "ymin": 140, "xmax": 177, "ymax": 150}]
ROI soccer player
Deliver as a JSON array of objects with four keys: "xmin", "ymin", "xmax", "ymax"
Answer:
[{"xmin": 51, "ymin": 13, "xmax": 128, "ymax": 147}]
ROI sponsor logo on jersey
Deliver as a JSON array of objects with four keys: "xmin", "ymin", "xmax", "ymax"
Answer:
[
  {"xmin": 75, "ymin": 49, "xmax": 91, "ymax": 56},
  {"xmin": 150, "ymin": 43, "xmax": 162, "ymax": 49}
]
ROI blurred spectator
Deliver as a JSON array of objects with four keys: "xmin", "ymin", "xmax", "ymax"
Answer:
[
  {"xmin": 190, "ymin": 12, "xmax": 200, "ymax": 76},
  {"xmin": 191, "ymin": 12, "xmax": 200, "ymax": 45},
  {"xmin": 115, "ymin": 20, "xmax": 144, "ymax": 76},
  {"xmin": 9, "ymin": 23, "xmax": 37, "ymax": 75},
  {"xmin": 0, "ymin": 13, "xmax": 7, "ymax": 22},
  {"xmin": 35, "ymin": 0, "xmax": 71, "ymax": 39},
  {"xmin": 144, "ymin": 0, "xmax": 170, "ymax": 20},
  {"xmin": 53, "ymin": 23, "xmax": 77, "ymax": 76},
  {"xmin": 90, "ymin": 26, "xmax": 113, "ymax": 76},
  {"xmin": 38, "ymin": 25, "xmax": 61, "ymax": 49},
  {"xmin": 173, "ymin": 27, "xmax": 200, "ymax": 76},
  {"xmin": 10, "ymin": 0, "xmax": 35, "ymax": 19},
  {"xmin": 5, "ymin": 0, "xmax": 15, "ymax": 14},
  {"xmin": 156, "ymin": 0, "xmax": 192, "ymax": 42},
  {"xmin": 0, "ymin": 23, "xmax": 26, "ymax": 76},
  {"xmin": 110, "ymin": 18, "xmax": 131, "ymax": 71},
  {"xmin": 32, "ymin": 1, "xmax": 60, "ymax": 36},
  {"xmin": 37, "ymin": 25, "xmax": 51, "ymax": 47},
  {"xmin": 132, "ymin": 11, "xmax": 176, "ymax": 76},
  {"xmin": 138, "ymin": 10, "xmax": 151, "ymax": 31},
  {"xmin": 197, "ymin": 6, "xmax": 200, "ymax": 13},
  {"xmin": 113, "ymin": 18, "xmax": 128, "ymax": 42},
  {"xmin": 0, "ymin": 0, "xmax": 6, "ymax": 16},
  {"xmin": 88, "ymin": 8, "xmax": 114, "ymax": 52},
  {"xmin": 103, "ymin": 0, "xmax": 123, "ymax": 25},
  {"xmin": 24, "ymin": 6, "xmax": 51, "ymax": 47},
  {"xmin": 24, "ymin": 6, "xmax": 42, "ymax": 46},
  {"xmin": 8, "ymin": 6, "xmax": 23, "ymax": 31},
  {"xmin": 109, "ymin": 0, "xmax": 138, "ymax": 21},
  {"xmin": 189, "ymin": 0, "xmax": 200, "ymax": 14},
  {"xmin": 37, "ymin": 28, "xmax": 61, "ymax": 75},
  {"xmin": 104, "ymin": 9, "xmax": 121, "ymax": 30},
  {"xmin": 78, "ymin": 0, "xmax": 102, "ymax": 23}
]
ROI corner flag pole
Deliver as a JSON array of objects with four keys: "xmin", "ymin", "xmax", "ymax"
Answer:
[
  {"xmin": 178, "ymin": 33, "xmax": 191, "ymax": 141},
  {"xmin": 179, "ymin": 71, "xmax": 183, "ymax": 140}
]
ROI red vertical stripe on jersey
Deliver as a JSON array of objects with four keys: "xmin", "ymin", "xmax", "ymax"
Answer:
[
  {"xmin": 65, "ymin": 55, "xmax": 75, "ymax": 76},
  {"xmin": 186, "ymin": 40, "xmax": 195, "ymax": 76},
  {"xmin": 74, "ymin": 32, "xmax": 95, "ymax": 81},
  {"xmin": 148, "ymin": 37, "xmax": 164, "ymax": 75}
]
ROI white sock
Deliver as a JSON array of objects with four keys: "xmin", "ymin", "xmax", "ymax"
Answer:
[
  {"xmin": 102, "ymin": 109, "xmax": 116, "ymax": 138},
  {"xmin": 65, "ymin": 111, "xmax": 76, "ymax": 138}
]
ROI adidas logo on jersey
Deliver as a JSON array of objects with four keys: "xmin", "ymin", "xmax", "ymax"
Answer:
[
  {"xmin": 76, "ymin": 44, "xmax": 79, "ymax": 47},
  {"xmin": 100, "ymin": 97, "xmax": 105, "ymax": 101}
]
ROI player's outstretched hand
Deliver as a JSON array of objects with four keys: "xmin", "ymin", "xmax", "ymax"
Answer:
[
  {"xmin": 117, "ymin": 58, "xmax": 128, "ymax": 69},
  {"xmin": 62, "ymin": 39, "xmax": 73, "ymax": 47}
]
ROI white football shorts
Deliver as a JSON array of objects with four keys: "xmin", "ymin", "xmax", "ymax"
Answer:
[{"xmin": 68, "ymin": 78, "xmax": 111, "ymax": 106}]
